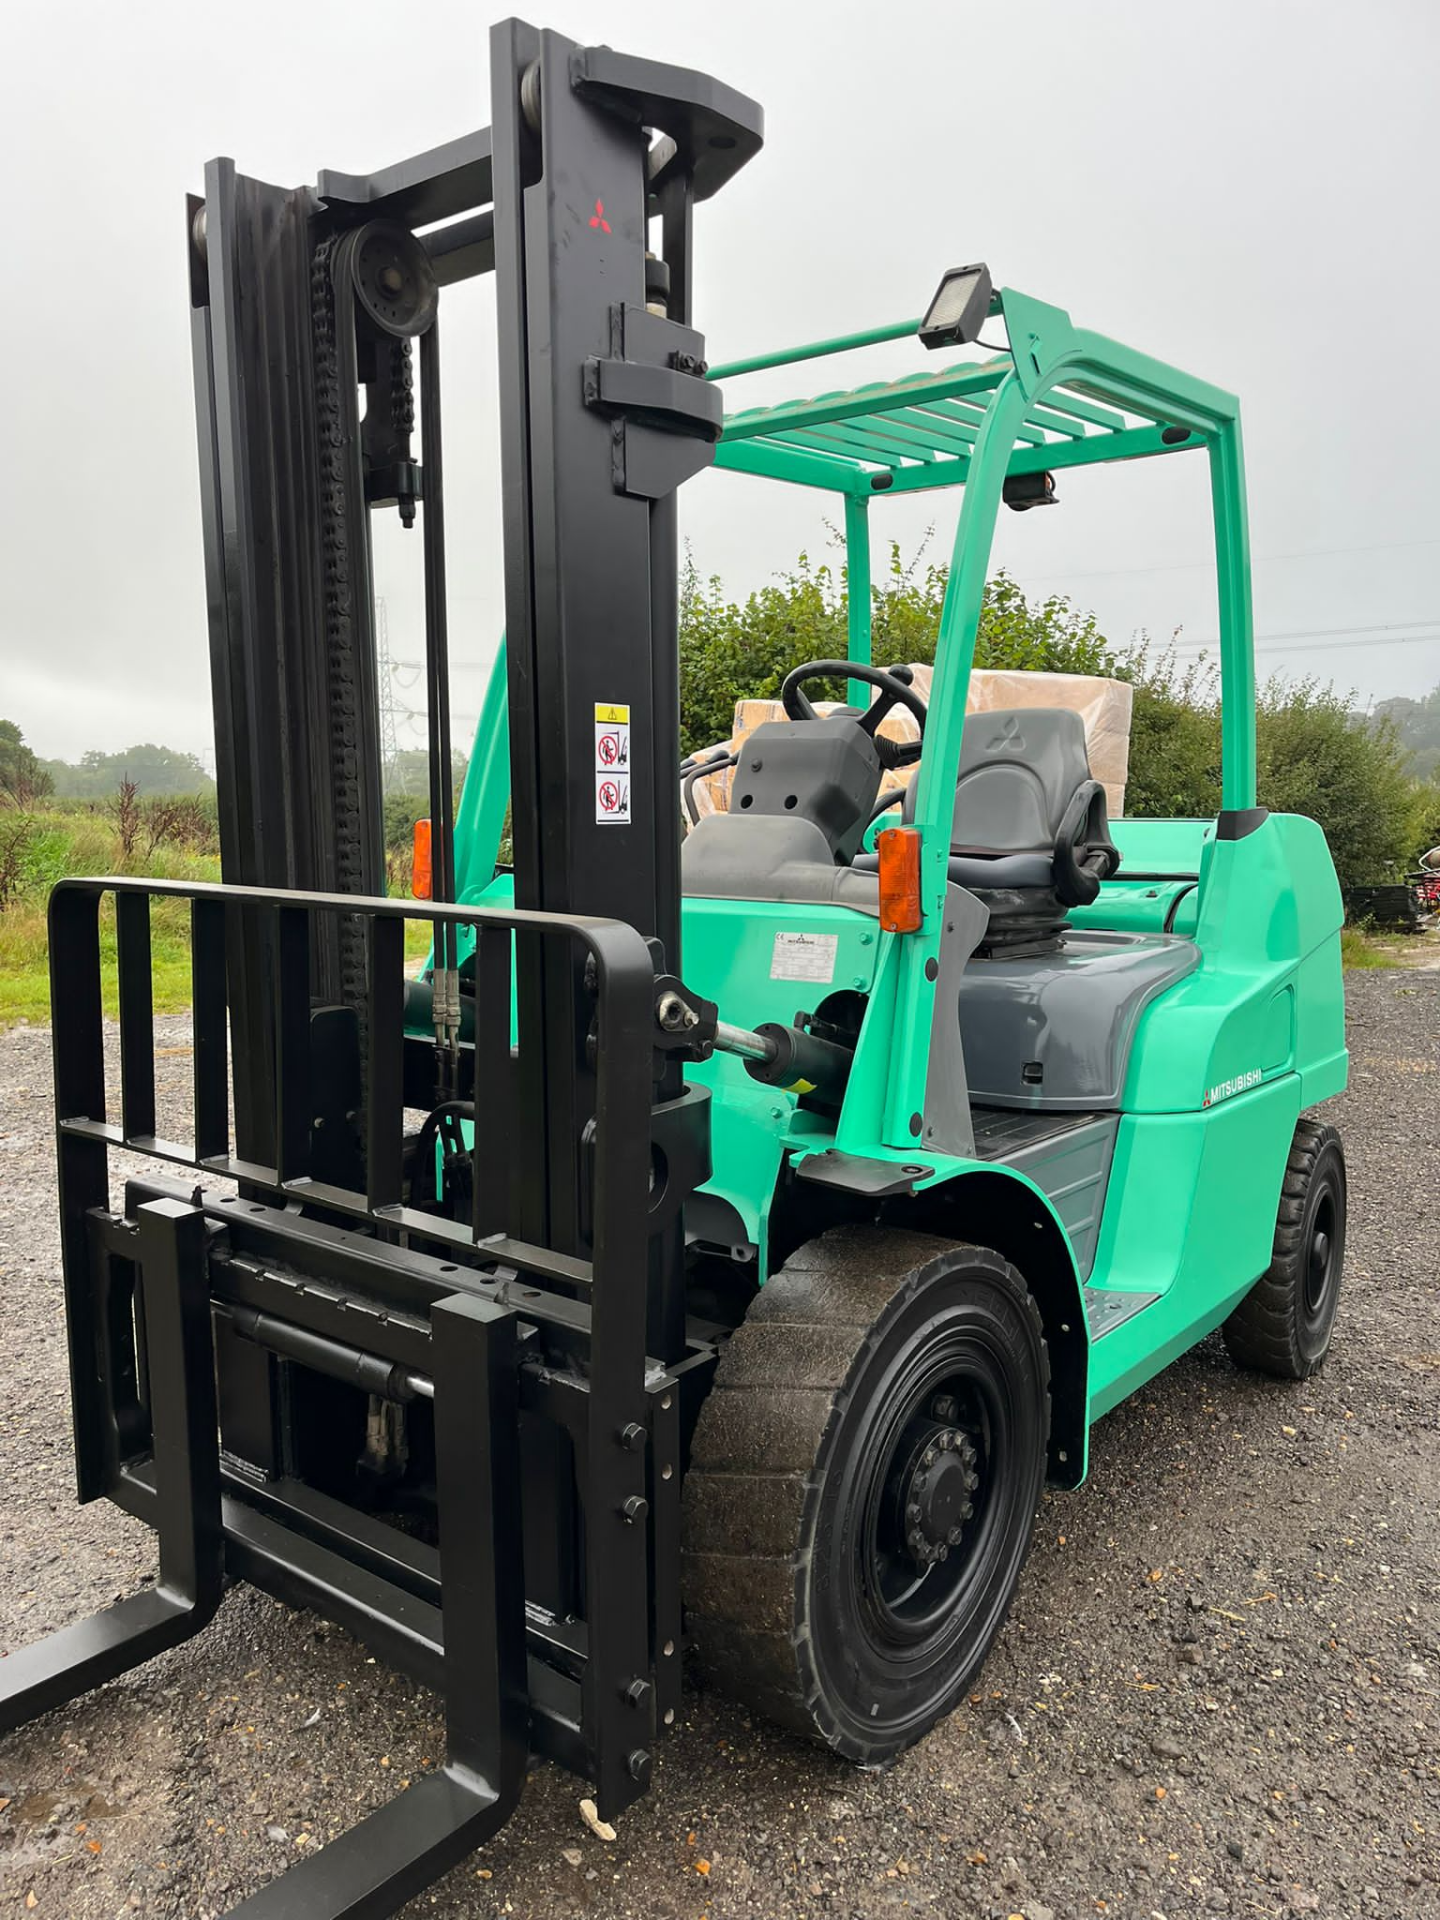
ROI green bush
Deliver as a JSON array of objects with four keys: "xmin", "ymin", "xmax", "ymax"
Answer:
[
  {"xmin": 678, "ymin": 548, "xmax": 1429, "ymax": 886},
  {"xmin": 384, "ymin": 788, "xmax": 430, "ymax": 856},
  {"xmin": 1407, "ymin": 778, "xmax": 1440, "ymax": 867},
  {"xmin": 678, "ymin": 545, "xmax": 1117, "ymax": 759},
  {"xmin": 1254, "ymin": 683, "xmax": 1418, "ymax": 885},
  {"xmin": 1120, "ymin": 650, "xmax": 1223, "ymax": 819},
  {"xmin": 383, "ymin": 756, "xmax": 469, "ymax": 857},
  {"xmin": 1118, "ymin": 654, "xmax": 1419, "ymax": 884},
  {"xmin": 1373, "ymin": 686, "xmax": 1440, "ymax": 781}
]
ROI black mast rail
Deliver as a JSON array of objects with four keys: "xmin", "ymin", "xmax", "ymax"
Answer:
[{"xmin": 1, "ymin": 20, "xmax": 761, "ymax": 1916}]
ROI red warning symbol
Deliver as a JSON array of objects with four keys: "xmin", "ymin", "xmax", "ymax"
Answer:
[
  {"xmin": 588, "ymin": 199, "xmax": 612, "ymax": 233},
  {"xmin": 598, "ymin": 779, "xmax": 622, "ymax": 814},
  {"xmin": 597, "ymin": 730, "xmax": 620, "ymax": 766}
]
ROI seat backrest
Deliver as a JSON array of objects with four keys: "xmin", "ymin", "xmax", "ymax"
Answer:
[
  {"xmin": 943, "ymin": 708, "xmax": 1120, "ymax": 949},
  {"xmin": 951, "ymin": 707, "xmax": 1096, "ymax": 855}
]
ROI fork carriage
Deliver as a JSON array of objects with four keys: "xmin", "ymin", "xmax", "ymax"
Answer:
[{"xmin": 25, "ymin": 877, "xmax": 692, "ymax": 1912}]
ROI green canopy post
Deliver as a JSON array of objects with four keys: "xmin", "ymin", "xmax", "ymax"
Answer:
[{"xmin": 844, "ymin": 493, "xmax": 872, "ymax": 707}]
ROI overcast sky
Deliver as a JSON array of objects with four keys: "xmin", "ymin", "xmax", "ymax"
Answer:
[{"xmin": 2, "ymin": 0, "xmax": 1436, "ymax": 766}]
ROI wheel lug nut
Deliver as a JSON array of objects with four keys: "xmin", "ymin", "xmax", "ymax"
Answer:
[
  {"xmin": 922, "ymin": 1446, "xmax": 937, "ymax": 1469},
  {"xmin": 936, "ymin": 1544, "xmax": 949, "ymax": 1561},
  {"xmin": 906, "ymin": 1501, "xmax": 921, "ymax": 1524},
  {"xmin": 947, "ymin": 1525, "xmax": 963, "ymax": 1546},
  {"xmin": 939, "ymin": 1430, "xmax": 956, "ymax": 1451},
  {"xmin": 913, "ymin": 1471, "xmax": 928, "ymax": 1491}
]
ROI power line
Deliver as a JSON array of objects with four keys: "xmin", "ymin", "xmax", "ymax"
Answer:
[
  {"xmin": 1169, "ymin": 620, "xmax": 1440, "ymax": 657},
  {"xmin": 391, "ymin": 656, "xmax": 489, "ymax": 673},
  {"xmin": 1013, "ymin": 535, "xmax": 1440, "ymax": 586},
  {"xmin": 1254, "ymin": 631, "xmax": 1439, "ymax": 657}
]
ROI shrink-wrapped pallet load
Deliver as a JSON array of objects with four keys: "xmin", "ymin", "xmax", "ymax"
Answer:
[{"xmin": 687, "ymin": 666, "xmax": 1133, "ymax": 821}]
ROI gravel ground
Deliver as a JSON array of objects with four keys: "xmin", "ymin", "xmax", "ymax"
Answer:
[{"xmin": 1, "ymin": 968, "xmax": 1437, "ymax": 1920}]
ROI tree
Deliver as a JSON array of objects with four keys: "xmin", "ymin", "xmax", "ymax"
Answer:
[
  {"xmin": 678, "ymin": 543, "xmax": 1117, "ymax": 759},
  {"xmin": 678, "ymin": 547, "xmax": 1428, "ymax": 886},
  {"xmin": 0, "ymin": 812, "xmax": 34, "ymax": 908},
  {"xmin": 0, "ymin": 719, "xmax": 53, "ymax": 806},
  {"xmin": 1372, "ymin": 683, "xmax": 1440, "ymax": 781},
  {"xmin": 1255, "ymin": 683, "xmax": 1419, "ymax": 885},
  {"xmin": 43, "ymin": 743, "xmax": 214, "ymax": 799},
  {"xmin": 384, "ymin": 746, "xmax": 468, "ymax": 798},
  {"xmin": 380, "ymin": 746, "xmax": 471, "ymax": 867}
]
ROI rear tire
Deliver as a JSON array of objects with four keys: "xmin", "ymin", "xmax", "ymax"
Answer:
[
  {"xmin": 682, "ymin": 1227, "xmax": 1049, "ymax": 1765},
  {"xmin": 1222, "ymin": 1119, "xmax": 1347, "ymax": 1379}
]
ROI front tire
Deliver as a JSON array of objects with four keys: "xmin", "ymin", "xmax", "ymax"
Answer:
[
  {"xmin": 1223, "ymin": 1118, "xmax": 1347, "ymax": 1379},
  {"xmin": 682, "ymin": 1227, "xmax": 1050, "ymax": 1766}
]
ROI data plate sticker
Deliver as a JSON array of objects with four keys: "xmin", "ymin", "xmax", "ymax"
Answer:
[
  {"xmin": 594, "ymin": 702, "xmax": 631, "ymax": 825},
  {"xmin": 770, "ymin": 930, "xmax": 838, "ymax": 984}
]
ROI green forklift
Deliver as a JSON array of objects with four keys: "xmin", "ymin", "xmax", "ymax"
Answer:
[
  {"xmin": 0, "ymin": 26, "xmax": 1346, "ymax": 1912},
  {"xmin": 449, "ymin": 266, "xmax": 1350, "ymax": 1759}
]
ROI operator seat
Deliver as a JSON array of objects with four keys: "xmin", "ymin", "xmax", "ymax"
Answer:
[
  {"xmin": 942, "ymin": 708, "xmax": 1199, "ymax": 1112},
  {"xmin": 945, "ymin": 707, "xmax": 1120, "ymax": 955}
]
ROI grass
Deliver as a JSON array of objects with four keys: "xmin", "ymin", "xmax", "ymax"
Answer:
[
  {"xmin": 0, "ymin": 807, "xmax": 222, "ymax": 1028},
  {"xmin": 0, "ymin": 803, "xmax": 438, "ymax": 1029},
  {"xmin": 3, "ymin": 801, "xmax": 1418, "ymax": 1025},
  {"xmin": 1340, "ymin": 925, "xmax": 1408, "ymax": 970}
]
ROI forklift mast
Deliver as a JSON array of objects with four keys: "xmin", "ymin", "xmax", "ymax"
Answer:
[
  {"xmin": 0, "ymin": 23, "xmax": 761, "ymax": 1917},
  {"xmin": 191, "ymin": 22, "xmax": 758, "ymax": 1333}
]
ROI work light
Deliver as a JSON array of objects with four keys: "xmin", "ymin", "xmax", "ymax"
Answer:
[{"xmin": 918, "ymin": 263, "xmax": 993, "ymax": 349}]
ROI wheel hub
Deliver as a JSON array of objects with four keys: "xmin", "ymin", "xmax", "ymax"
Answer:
[
  {"xmin": 899, "ymin": 1425, "xmax": 979, "ymax": 1566},
  {"xmin": 1305, "ymin": 1207, "xmax": 1336, "ymax": 1316}
]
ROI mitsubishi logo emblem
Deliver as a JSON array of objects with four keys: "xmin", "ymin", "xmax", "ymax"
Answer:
[
  {"xmin": 987, "ymin": 716, "xmax": 1026, "ymax": 753},
  {"xmin": 588, "ymin": 199, "xmax": 612, "ymax": 234}
]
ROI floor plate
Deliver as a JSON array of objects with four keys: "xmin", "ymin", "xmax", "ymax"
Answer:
[{"xmin": 1084, "ymin": 1286, "xmax": 1160, "ymax": 1340}]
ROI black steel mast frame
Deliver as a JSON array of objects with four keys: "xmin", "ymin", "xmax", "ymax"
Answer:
[{"xmin": 0, "ymin": 19, "xmax": 762, "ymax": 1917}]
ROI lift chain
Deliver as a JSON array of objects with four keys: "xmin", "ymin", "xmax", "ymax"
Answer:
[{"xmin": 309, "ymin": 231, "xmax": 373, "ymax": 1037}]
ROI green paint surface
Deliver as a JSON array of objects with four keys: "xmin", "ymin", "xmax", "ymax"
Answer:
[{"xmin": 441, "ymin": 289, "xmax": 1346, "ymax": 1482}]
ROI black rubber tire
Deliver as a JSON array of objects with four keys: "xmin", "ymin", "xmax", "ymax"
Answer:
[
  {"xmin": 682, "ymin": 1227, "xmax": 1050, "ymax": 1765},
  {"xmin": 1222, "ymin": 1119, "xmax": 1347, "ymax": 1379}
]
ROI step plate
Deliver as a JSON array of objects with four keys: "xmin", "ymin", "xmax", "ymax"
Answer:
[{"xmin": 1084, "ymin": 1286, "xmax": 1160, "ymax": 1341}]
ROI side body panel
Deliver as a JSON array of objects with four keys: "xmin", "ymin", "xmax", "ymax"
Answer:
[
  {"xmin": 1084, "ymin": 1075, "xmax": 1302, "ymax": 1417},
  {"xmin": 1121, "ymin": 815, "xmax": 1347, "ymax": 1116},
  {"xmin": 1081, "ymin": 810, "xmax": 1346, "ymax": 1414}
]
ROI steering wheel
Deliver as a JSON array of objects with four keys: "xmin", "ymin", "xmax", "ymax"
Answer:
[{"xmin": 779, "ymin": 660, "xmax": 927, "ymax": 769}]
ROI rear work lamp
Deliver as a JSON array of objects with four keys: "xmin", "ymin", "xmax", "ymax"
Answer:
[{"xmin": 918, "ymin": 263, "xmax": 994, "ymax": 351}]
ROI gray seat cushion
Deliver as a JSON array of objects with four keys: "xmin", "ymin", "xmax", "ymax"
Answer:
[{"xmin": 948, "ymin": 851, "xmax": 1055, "ymax": 890}]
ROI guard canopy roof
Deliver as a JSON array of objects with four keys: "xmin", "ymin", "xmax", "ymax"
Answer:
[{"xmin": 710, "ymin": 292, "xmax": 1227, "ymax": 498}]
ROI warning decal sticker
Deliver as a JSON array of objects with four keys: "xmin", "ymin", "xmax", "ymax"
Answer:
[{"xmin": 594, "ymin": 703, "xmax": 631, "ymax": 824}]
